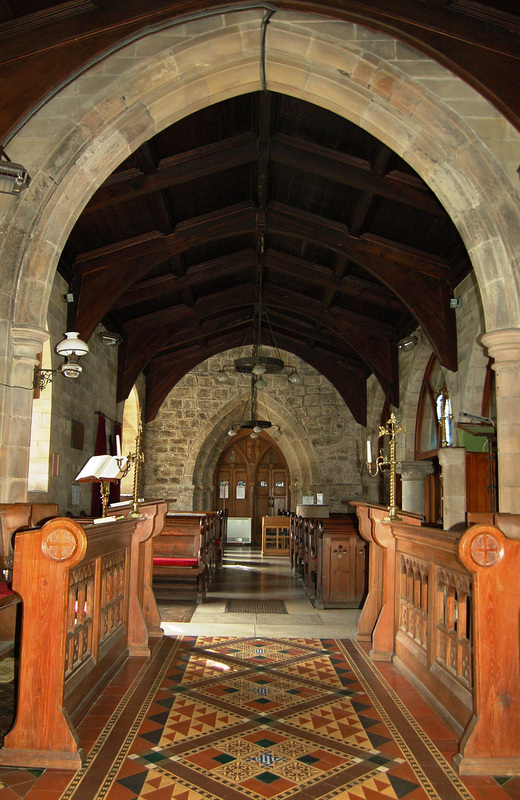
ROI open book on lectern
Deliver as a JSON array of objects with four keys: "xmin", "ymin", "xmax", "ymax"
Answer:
[{"xmin": 75, "ymin": 454, "xmax": 128, "ymax": 482}]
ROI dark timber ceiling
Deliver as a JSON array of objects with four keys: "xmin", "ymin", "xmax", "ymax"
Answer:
[
  {"xmin": 59, "ymin": 92, "xmax": 468, "ymax": 424},
  {"xmin": 1, "ymin": 2, "xmax": 519, "ymax": 425}
]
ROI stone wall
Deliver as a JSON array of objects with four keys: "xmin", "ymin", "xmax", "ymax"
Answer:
[
  {"xmin": 27, "ymin": 273, "xmax": 123, "ymax": 514},
  {"xmin": 143, "ymin": 349, "xmax": 365, "ymax": 512}
]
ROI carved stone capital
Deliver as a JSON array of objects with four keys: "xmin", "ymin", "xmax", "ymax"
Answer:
[
  {"xmin": 397, "ymin": 460, "xmax": 434, "ymax": 481},
  {"xmin": 481, "ymin": 328, "xmax": 520, "ymax": 367},
  {"xmin": 11, "ymin": 324, "xmax": 49, "ymax": 361}
]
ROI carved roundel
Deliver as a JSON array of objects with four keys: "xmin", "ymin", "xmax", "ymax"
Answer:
[
  {"xmin": 42, "ymin": 528, "xmax": 78, "ymax": 562},
  {"xmin": 470, "ymin": 532, "xmax": 502, "ymax": 567}
]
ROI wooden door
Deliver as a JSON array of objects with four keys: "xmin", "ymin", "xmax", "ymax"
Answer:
[
  {"xmin": 466, "ymin": 451, "xmax": 497, "ymax": 513},
  {"xmin": 215, "ymin": 430, "xmax": 290, "ymax": 548}
]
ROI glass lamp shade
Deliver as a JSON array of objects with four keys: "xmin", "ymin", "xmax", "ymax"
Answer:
[
  {"xmin": 252, "ymin": 363, "xmax": 267, "ymax": 375},
  {"xmin": 55, "ymin": 331, "xmax": 89, "ymax": 357},
  {"xmin": 61, "ymin": 358, "xmax": 82, "ymax": 379},
  {"xmin": 254, "ymin": 376, "xmax": 267, "ymax": 390},
  {"xmin": 288, "ymin": 370, "xmax": 302, "ymax": 384},
  {"xmin": 216, "ymin": 370, "xmax": 230, "ymax": 383},
  {"xmin": 253, "ymin": 425, "xmax": 263, "ymax": 433},
  {"xmin": 250, "ymin": 431, "xmax": 259, "ymax": 439}
]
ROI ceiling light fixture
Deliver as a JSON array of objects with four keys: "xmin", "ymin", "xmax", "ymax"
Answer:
[
  {"xmin": 98, "ymin": 330, "xmax": 123, "ymax": 346},
  {"xmin": 398, "ymin": 332, "xmax": 421, "ymax": 353},
  {"xmin": 0, "ymin": 148, "xmax": 31, "ymax": 195},
  {"xmin": 217, "ymin": 232, "xmax": 302, "ymax": 387},
  {"xmin": 227, "ymin": 375, "xmax": 278, "ymax": 439}
]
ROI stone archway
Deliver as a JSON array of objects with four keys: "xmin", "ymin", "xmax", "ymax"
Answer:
[
  {"xmin": 144, "ymin": 370, "xmax": 322, "ymax": 511},
  {"xmin": 1, "ymin": 10, "xmax": 519, "ymax": 501}
]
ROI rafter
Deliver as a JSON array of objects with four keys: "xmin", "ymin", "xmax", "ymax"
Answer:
[
  {"xmin": 270, "ymin": 133, "xmax": 444, "ymax": 215},
  {"xmin": 268, "ymin": 202, "xmax": 457, "ymax": 370},
  {"xmin": 84, "ymin": 134, "xmax": 257, "ymax": 213}
]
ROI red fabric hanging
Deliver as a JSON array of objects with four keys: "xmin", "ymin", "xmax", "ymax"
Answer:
[{"xmin": 91, "ymin": 414, "xmax": 107, "ymax": 516}]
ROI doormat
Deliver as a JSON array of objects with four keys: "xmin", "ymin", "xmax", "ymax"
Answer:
[
  {"xmin": 0, "ymin": 657, "xmax": 15, "ymax": 684},
  {"xmin": 157, "ymin": 600, "xmax": 198, "ymax": 623},
  {"xmin": 225, "ymin": 599, "xmax": 287, "ymax": 614}
]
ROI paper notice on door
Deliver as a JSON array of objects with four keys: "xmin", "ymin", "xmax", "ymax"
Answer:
[{"xmin": 236, "ymin": 481, "xmax": 246, "ymax": 499}]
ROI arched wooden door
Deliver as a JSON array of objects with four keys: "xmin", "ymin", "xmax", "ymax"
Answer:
[{"xmin": 215, "ymin": 429, "xmax": 290, "ymax": 548}]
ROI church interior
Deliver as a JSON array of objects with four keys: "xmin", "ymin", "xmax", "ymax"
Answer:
[{"xmin": 0, "ymin": 1, "xmax": 519, "ymax": 798}]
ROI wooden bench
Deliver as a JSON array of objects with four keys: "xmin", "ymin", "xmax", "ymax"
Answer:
[
  {"xmin": 0, "ymin": 501, "xmax": 167, "ymax": 770},
  {"xmin": 0, "ymin": 503, "xmax": 59, "ymax": 561},
  {"xmin": 289, "ymin": 514, "xmax": 305, "ymax": 574},
  {"xmin": 153, "ymin": 512, "xmax": 209, "ymax": 602},
  {"xmin": 0, "ymin": 503, "xmax": 59, "ymax": 655},
  {"xmin": 289, "ymin": 512, "xmax": 368, "ymax": 608}
]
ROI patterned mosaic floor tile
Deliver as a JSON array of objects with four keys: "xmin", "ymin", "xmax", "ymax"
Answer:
[{"xmin": 41, "ymin": 635, "xmax": 504, "ymax": 800}]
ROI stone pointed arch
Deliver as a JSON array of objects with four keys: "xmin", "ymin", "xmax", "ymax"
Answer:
[
  {"xmin": 150, "ymin": 385, "xmax": 322, "ymax": 511},
  {"xmin": 1, "ymin": 10, "xmax": 520, "ymax": 500},
  {"xmin": 1, "ymin": 12, "xmax": 519, "ymax": 335}
]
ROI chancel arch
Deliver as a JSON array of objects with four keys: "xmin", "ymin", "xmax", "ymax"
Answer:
[{"xmin": 1, "ymin": 11, "xmax": 520, "ymax": 503}]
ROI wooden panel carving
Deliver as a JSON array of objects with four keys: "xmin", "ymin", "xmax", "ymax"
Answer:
[
  {"xmin": 399, "ymin": 555, "xmax": 428, "ymax": 652},
  {"xmin": 66, "ymin": 562, "xmax": 95, "ymax": 678},
  {"xmin": 99, "ymin": 550, "xmax": 127, "ymax": 644},
  {"xmin": 435, "ymin": 568, "xmax": 472, "ymax": 690}
]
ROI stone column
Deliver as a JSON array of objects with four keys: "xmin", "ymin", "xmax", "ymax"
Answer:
[
  {"xmin": 438, "ymin": 447, "xmax": 466, "ymax": 530},
  {"xmin": 0, "ymin": 324, "xmax": 48, "ymax": 502},
  {"xmin": 396, "ymin": 460, "xmax": 433, "ymax": 518},
  {"xmin": 481, "ymin": 328, "xmax": 520, "ymax": 514}
]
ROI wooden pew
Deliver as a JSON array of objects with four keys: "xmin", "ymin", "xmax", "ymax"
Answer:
[
  {"xmin": 289, "ymin": 515, "xmax": 305, "ymax": 578},
  {"xmin": 353, "ymin": 502, "xmax": 520, "ymax": 775},
  {"xmin": 152, "ymin": 512, "xmax": 209, "ymax": 602},
  {"xmin": 0, "ymin": 503, "xmax": 59, "ymax": 561},
  {"xmin": 0, "ymin": 504, "xmax": 166, "ymax": 770},
  {"xmin": 0, "ymin": 503, "xmax": 59, "ymax": 655},
  {"xmin": 207, "ymin": 509, "xmax": 227, "ymax": 570},
  {"xmin": 314, "ymin": 514, "xmax": 367, "ymax": 608},
  {"xmin": 304, "ymin": 518, "xmax": 318, "ymax": 597}
]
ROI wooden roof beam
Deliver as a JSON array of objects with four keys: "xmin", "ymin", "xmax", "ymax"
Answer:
[
  {"xmin": 268, "ymin": 202, "xmax": 457, "ymax": 371},
  {"xmin": 84, "ymin": 133, "xmax": 257, "ymax": 213}
]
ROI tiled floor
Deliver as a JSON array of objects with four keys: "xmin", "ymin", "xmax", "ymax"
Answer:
[{"xmin": 0, "ymin": 549, "xmax": 518, "ymax": 800}]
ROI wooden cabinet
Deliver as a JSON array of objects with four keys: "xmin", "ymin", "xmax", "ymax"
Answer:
[
  {"xmin": 315, "ymin": 516, "xmax": 367, "ymax": 608},
  {"xmin": 261, "ymin": 516, "xmax": 290, "ymax": 556}
]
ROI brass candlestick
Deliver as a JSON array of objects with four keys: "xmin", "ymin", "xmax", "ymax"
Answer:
[
  {"xmin": 366, "ymin": 412, "xmax": 405, "ymax": 522},
  {"xmin": 121, "ymin": 417, "xmax": 145, "ymax": 516},
  {"xmin": 435, "ymin": 385, "xmax": 452, "ymax": 448},
  {"xmin": 99, "ymin": 480, "xmax": 111, "ymax": 517}
]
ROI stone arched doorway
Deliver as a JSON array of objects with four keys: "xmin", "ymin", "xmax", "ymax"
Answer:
[{"xmin": 215, "ymin": 429, "xmax": 290, "ymax": 548}]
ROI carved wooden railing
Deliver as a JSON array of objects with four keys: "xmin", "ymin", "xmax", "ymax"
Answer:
[
  {"xmin": 351, "ymin": 503, "xmax": 422, "ymax": 657},
  {"xmin": 353, "ymin": 503, "xmax": 520, "ymax": 776},
  {"xmin": 0, "ymin": 500, "xmax": 167, "ymax": 770},
  {"xmin": 392, "ymin": 522, "xmax": 473, "ymax": 734}
]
